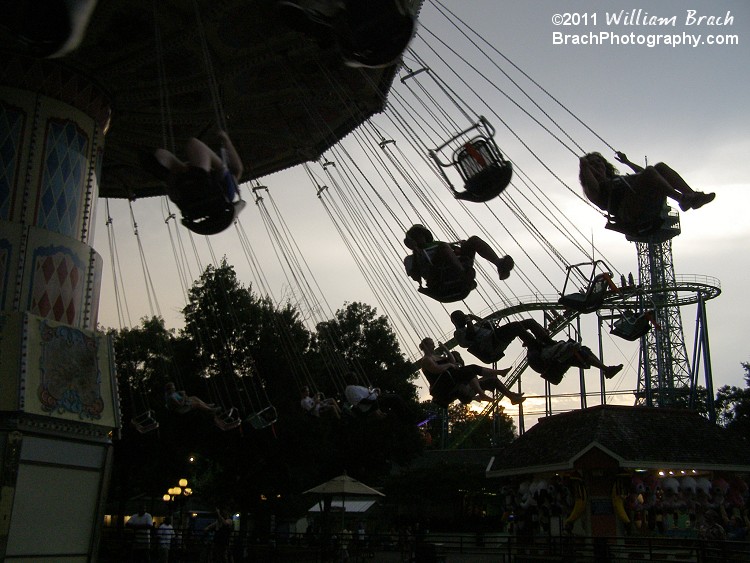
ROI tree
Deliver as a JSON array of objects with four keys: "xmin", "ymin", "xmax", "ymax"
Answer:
[
  {"xmin": 180, "ymin": 258, "xmax": 314, "ymax": 419},
  {"xmin": 109, "ymin": 263, "xmax": 427, "ymax": 530},
  {"xmin": 715, "ymin": 362, "xmax": 750, "ymax": 439},
  {"xmin": 420, "ymin": 401, "xmax": 517, "ymax": 450},
  {"xmin": 109, "ymin": 316, "xmax": 195, "ymax": 523},
  {"xmin": 305, "ymin": 302, "xmax": 424, "ymax": 482},
  {"xmin": 311, "ymin": 302, "xmax": 418, "ymax": 400},
  {"xmin": 448, "ymin": 403, "xmax": 516, "ymax": 449}
]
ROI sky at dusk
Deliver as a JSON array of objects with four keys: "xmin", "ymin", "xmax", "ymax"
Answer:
[{"xmin": 93, "ymin": 1, "xmax": 750, "ymax": 428}]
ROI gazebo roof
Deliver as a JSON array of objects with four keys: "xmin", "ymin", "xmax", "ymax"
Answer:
[{"xmin": 487, "ymin": 405, "xmax": 750, "ymax": 478}]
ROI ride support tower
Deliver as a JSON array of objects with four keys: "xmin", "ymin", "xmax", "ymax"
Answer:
[{"xmin": 626, "ymin": 207, "xmax": 719, "ymax": 417}]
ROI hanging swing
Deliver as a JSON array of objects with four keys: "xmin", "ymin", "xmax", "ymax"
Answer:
[
  {"xmin": 109, "ymin": 203, "xmax": 161, "ymax": 436},
  {"xmin": 0, "ymin": 0, "xmax": 98, "ymax": 59},
  {"xmin": 403, "ymin": 234, "xmax": 477, "ymax": 303},
  {"xmin": 417, "ymin": 276, "xmax": 477, "ymax": 303},
  {"xmin": 175, "ymin": 169, "xmax": 246, "ymax": 236},
  {"xmin": 232, "ymin": 357, "xmax": 277, "ymax": 431},
  {"xmin": 166, "ymin": 398, "xmax": 193, "ymax": 415},
  {"xmin": 150, "ymin": 0, "xmax": 246, "ymax": 236},
  {"xmin": 429, "ymin": 117, "xmax": 513, "ymax": 203},
  {"xmin": 611, "ymin": 309, "xmax": 660, "ymax": 341},
  {"xmin": 460, "ymin": 316, "xmax": 511, "ymax": 365},
  {"xmin": 532, "ymin": 340, "xmax": 590, "ymax": 386},
  {"xmin": 605, "ymin": 205, "xmax": 665, "ymax": 238},
  {"xmin": 130, "ymin": 409, "xmax": 160, "ymax": 434},
  {"xmin": 199, "ymin": 371, "xmax": 244, "ymax": 432},
  {"xmin": 558, "ymin": 261, "xmax": 618, "ymax": 314},
  {"xmin": 604, "ymin": 198, "xmax": 671, "ymax": 240},
  {"xmin": 246, "ymin": 405, "xmax": 278, "ymax": 430},
  {"xmin": 214, "ymin": 406, "xmax": 243, "ymax": 431}
]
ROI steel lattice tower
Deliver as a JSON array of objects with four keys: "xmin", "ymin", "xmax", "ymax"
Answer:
[{"xmin": 634, "ymin": 224, "xmax": 693, "ymax": 407}]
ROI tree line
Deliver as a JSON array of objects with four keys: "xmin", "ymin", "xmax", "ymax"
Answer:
[
  {"xmin": 107, "ymin": 259, "xmax": 517, "ymax": 532},
  {"xmin": 108, "ymin": 259, "xmax": 750, "ymax": 533}
]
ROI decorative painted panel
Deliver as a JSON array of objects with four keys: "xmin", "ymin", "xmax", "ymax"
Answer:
[
  {"xmin": 21, "ymin": 313, "xmax": 118, "ymax": 428},
  {"xmin": 27, "ymin": 244, "xmax": 85, "ymax": 326},
  {"xmin": 36, "ymin": 119, "xmax": 89, "ymax": 238},
  {"xmin": 37, "ymin": 320, "xmax": 104, "ymax": 421}
]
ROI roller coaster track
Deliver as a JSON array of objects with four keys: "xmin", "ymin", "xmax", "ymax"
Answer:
[
  {"xmin": 415, "ymin": 274, "xmax": 721, "ymax": 369},
  {"xmin": 413, "ymin": 274, "xmax": 721, "ymax": 448}
]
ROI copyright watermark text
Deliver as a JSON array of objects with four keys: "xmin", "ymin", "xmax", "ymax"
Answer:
[{"xmin": 550, "ymin": 9, "xmax": 739, "ymax": 48}]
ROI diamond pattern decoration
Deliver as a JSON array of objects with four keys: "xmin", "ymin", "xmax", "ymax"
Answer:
[
  {"xmin": 36, "ymin": 120, "xmax": 89, "ymax": 238},
  {"xmin": 0, "ymin": 101, "xmax": 25, "ymax": 221},
  {"xmin": 29, "ymin": 246, "xmax": 86, "ymax": 326}
]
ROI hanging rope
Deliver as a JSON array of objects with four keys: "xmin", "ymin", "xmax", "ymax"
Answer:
[
  {"xmin": 308, "ymin": 161, "xmax": 438, "ymax": 348},
  {"xmin": 104, "ymin": 199, "xmax": 132, "ymax": 329},
  {"xmin": 127, "ymin": 200, "xmax": 162, "ymax": 319},
  {"xmin": 253, "ymin": 187, "xmax": 357, "ymax": 390},
  {"xmin": 234, "ymin": 217, "xmax": 321, "ymax": 396},
  {"xmin": 152, "ymin": 0, "xmax": 176, "ymax": 154},
  {"xmin": 191, "ymin": 0, "xmax": 227, "ymax": 132},
  {"xmin": 430, "ymin": 0, "xmax": 617, "ymax": 154}
]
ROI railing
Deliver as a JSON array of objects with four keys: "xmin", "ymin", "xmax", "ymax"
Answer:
[{"xmin": 98, "ymin": 529, "xmax": 750, "ymax": 562}]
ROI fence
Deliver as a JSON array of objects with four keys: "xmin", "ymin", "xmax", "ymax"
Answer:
[{"xmin": 98, "ymin": 529, "xmax": 750, "ymax": 562}]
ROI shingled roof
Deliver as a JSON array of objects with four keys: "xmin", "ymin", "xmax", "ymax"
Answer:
[{"xmin": 486, "ymin": 405, "xmax": 750, "ymax": 478}]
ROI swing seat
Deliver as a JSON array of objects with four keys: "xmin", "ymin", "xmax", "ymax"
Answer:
[
  {"xmin": 418, "ymin": 279, "xmax": 477, "ymax": 303},
  {"xmin": 531, "ymin": 341, "xmax": 587, "ymax": 385},
  {"xmin": 453, "ymin": 138, "xmax": 513, "ymax": 203},
  {"xmin": 346, "ymin": 402, "xmax": 373, "ymax": 418},
  {"xmin": 558, "ymin": 272, "xmax": 613, "ymax": 314},
  {"xmin": 539, "ymin": 364, "xmax": 568, "ymax": 386},
  {"xmin": 430, "ymin": 395, "xmax": 452, "ymax": 409},
  {"xmin": 172, "ymin": 168, "xmax": 244, "ymax": 235},
  {"xmin": 214, "ymin": 407, "xmax": 242, "ymax": 431},
  {"xmin": 605, "ymin": 213, "xmax": 665, "ymax": 238},
  {"xmin": 462, "ymin": 319, "xmax": 508, "ymax": 364},
  {"xmin": 427, "ymin": 372, "xmax": 459, "ymax": 409},
  {"xmin": 342, "ymin": 402, "xmax": 361, "ymax": 418},
  {"xmin": 180, "ymin": 200, "xmax": 244, "ymax": 236},
  {"xmin": 406, "ymin": 244, "xmax": 477, "ymax": 303},
  {"xmin": 455, "ymin": 162, "xmax": 513, "ymax": 203},
  {"xmin": 131, "ymin": 410, "xmax": 159, "ymax": 434},
  {"xmin": 337, "ymin": 0, "xmax": 416, "ymax": 68},
  {"xmin": 467, "ymin": 346, "xmax": 504, "ymax": 365},
  {"xmin": 605, "ymin": 200, "xmax": 676, "ymax": 240},
  {"xmin": 166, "ymin": 400, "xmax": 192, "ymax": 415},
  {"xmin": 540, "ymin": 340, "xmax": 582, "ymax": 364},
  {"xmin": 246, "ymin": 405, "xmax": 277, "ymax": 429},
  {"xmin": 611, "ymin": 311, "xmax": 654, "ymax": 341}
]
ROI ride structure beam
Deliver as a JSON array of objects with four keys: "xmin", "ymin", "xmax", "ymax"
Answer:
[{"xmin": 634, "ymin": 231, "xmax": 718, "ymax": 415}]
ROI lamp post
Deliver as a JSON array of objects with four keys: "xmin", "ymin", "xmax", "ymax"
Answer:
[{"xmin": 164, "ymin": 479, "xmax": 193, "ymax": 532}]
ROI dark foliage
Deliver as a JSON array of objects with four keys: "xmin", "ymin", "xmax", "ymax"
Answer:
[{"xmin": 109, "ymin": 261, "xmax": 424, "ymax": 527}]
